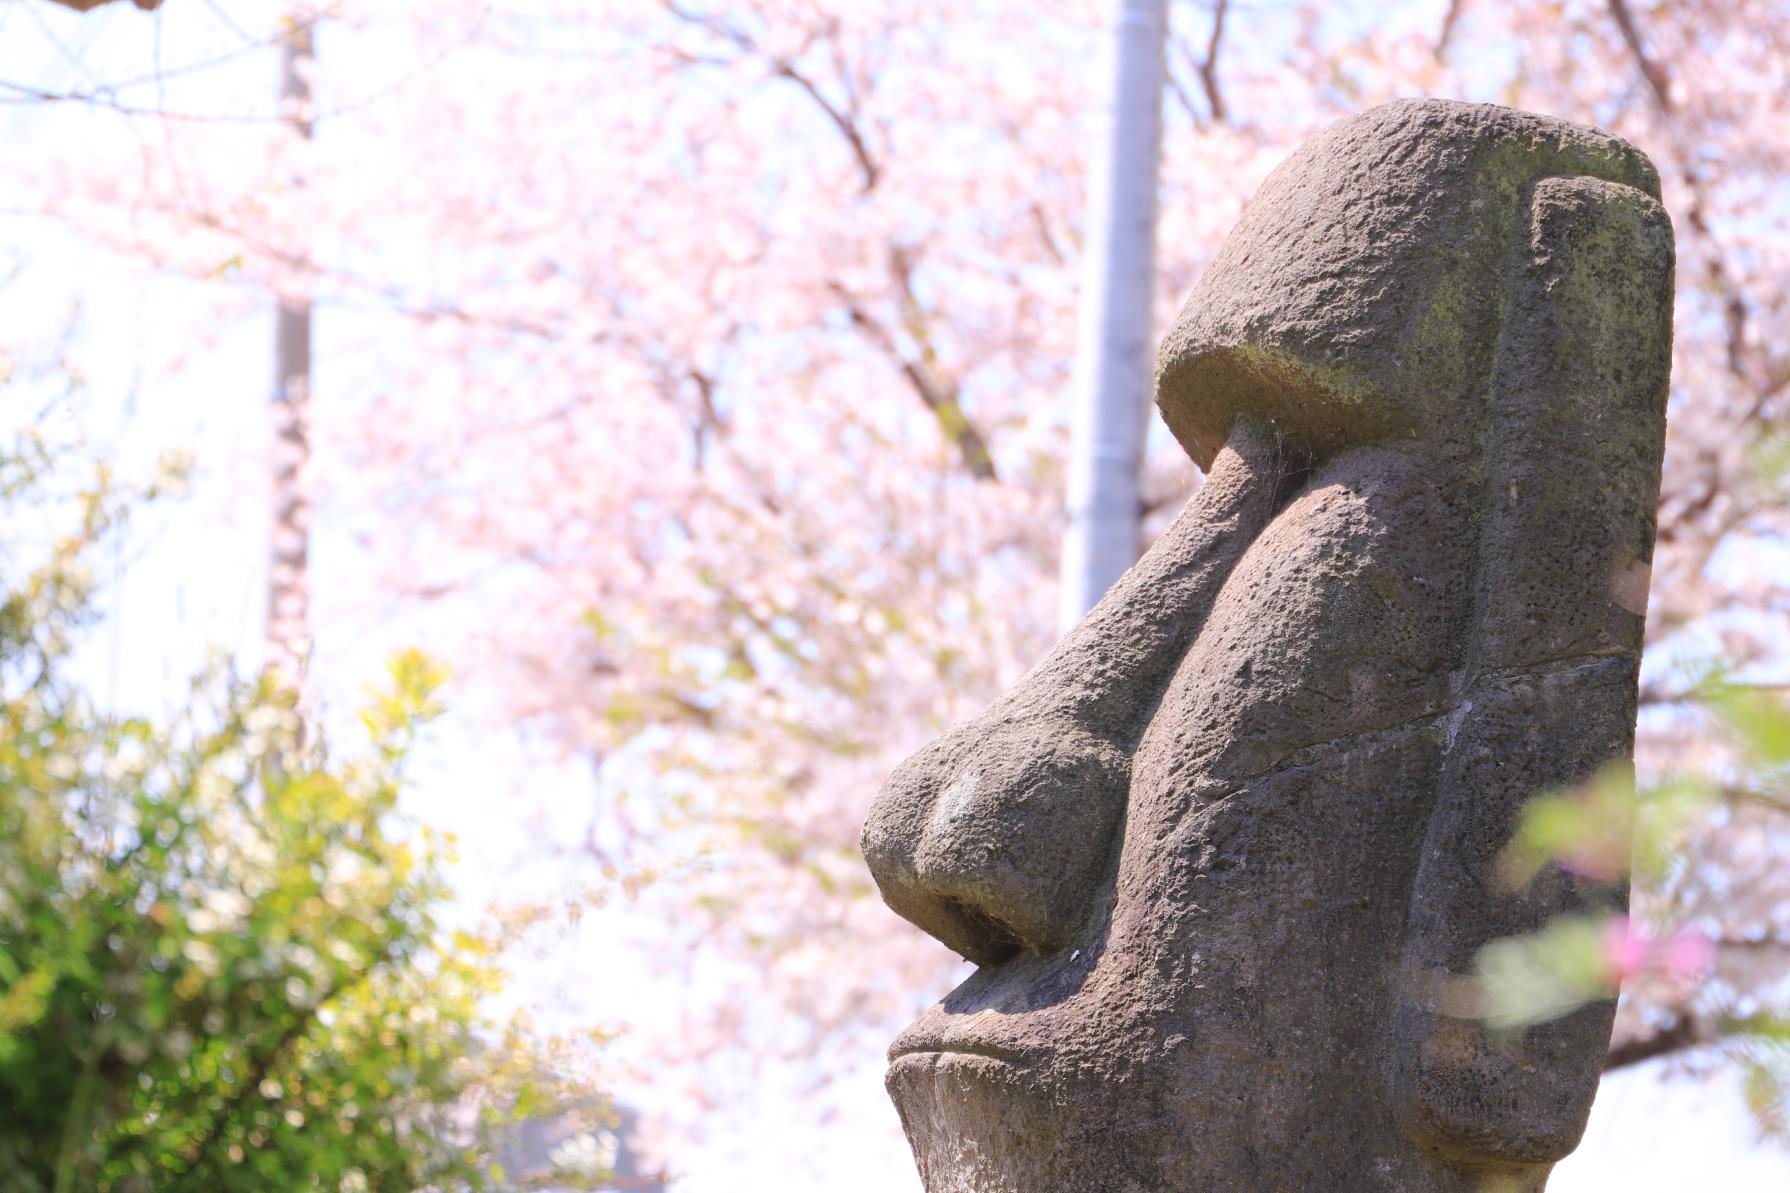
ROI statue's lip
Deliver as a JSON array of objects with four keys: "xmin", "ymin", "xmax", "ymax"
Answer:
[{"xmin": 887, "ymin": 1012, "xmax": 1037, "ymax": 1068}]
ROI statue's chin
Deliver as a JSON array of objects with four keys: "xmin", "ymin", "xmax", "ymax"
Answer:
[
  {"xmin": 886, "ymin": 1050, "xmax": 1172, "ymax": 1193},
  {"xmin": 885, "ymin": 1051, "xmax": 1065, "ymax": 1193}
]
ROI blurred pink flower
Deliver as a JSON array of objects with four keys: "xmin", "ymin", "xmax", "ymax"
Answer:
[
  {"xmin": 1659, "ymin": 929, "xmax": 1716, "ymax": 981},
  {"xmin": 1602, "ymin": 916, "xmax": 1650, "ymax": 981},
  {"xmin": 1602, "ymin": 916, "xmax": 1715, "ymax": 986}
]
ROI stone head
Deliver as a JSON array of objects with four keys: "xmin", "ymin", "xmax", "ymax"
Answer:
[{"xmin": 862, "ymin": 99, "xmax": 1673, "ymax": 1192}]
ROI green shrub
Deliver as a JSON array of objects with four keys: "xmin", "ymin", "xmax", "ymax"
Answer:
[{"xmin": 0, "ymin": 429, "xmax": 602, "ymax": 1191}]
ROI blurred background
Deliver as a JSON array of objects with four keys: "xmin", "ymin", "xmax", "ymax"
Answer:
[{"xmin": 1, "ymin": 1, "xmax": 1788, "ymax": 1189}]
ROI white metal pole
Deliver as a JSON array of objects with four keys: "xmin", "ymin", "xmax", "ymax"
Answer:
[
  {"xmin": 268, "ymin": 18, "xmax": 314, "ymax": 689},
  {"xmin": 1058, "ymin": 0, "xmax": 1167, "ymax": 635}
]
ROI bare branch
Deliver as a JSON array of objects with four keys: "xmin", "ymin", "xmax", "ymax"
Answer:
[
  {"xmin": 1604, "ymin": 1014, "xmax": 1707, "ymax": 1071},
  {"xmin": 828, "ymin": 259, "xmax": 999, "ymax": 482},
  {"xmin": 685, "ymin": 367, "xmax": 726, "ymax": 470},
  {"xmin": 1198, "ymin": 0, "xmax": 1229, "ymax": 124},
  {"xmin": 1606, "ymin": 0, "xmax": 1674, "ymax": 114},
  {"xmin": 767, "ymin": 58, "xmax": 880, "ymax": 191},
  {"xmin": 1436, "ymin": 0, "xmax": 1467, "ymax": 59},
  {"xmin": 1028, "ymin": 201, "xmax": 1067, "ymax": 266},
  {"xmin": 1606, "ymin": 998, "xmax": 1790, "ymax": 1072},
  {"xmin": 0, "ymin": 80, "xmax": 288, "ymax": 124},
  {"xmin": 0, "ymin": 9, "xmax": 490, "ymax": 125},
  {"xmin": 661, "ymin": 0, "xmax": 880, "ymax": 192},
  {"xmin": 1163, "ymin": 59, "xmax": 1203, "ymax": 125}
]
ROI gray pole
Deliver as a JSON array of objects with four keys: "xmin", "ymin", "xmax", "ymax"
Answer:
[
  {"xmin": 1058, "ymin": 0, "xmax": 1167, "ymax": 634},
  {"xmin": 268, "ymin": 19, "xmax": 314, "ymax": 687}
]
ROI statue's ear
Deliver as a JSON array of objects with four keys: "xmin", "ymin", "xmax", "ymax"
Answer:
[
  {"xmin": 1392, "ymin": 175, "xmax": 1673, "ymax": 1167},
  {"xmin": 1464, "ymin": 174, "xmax": 1675, "ymax": 676}
]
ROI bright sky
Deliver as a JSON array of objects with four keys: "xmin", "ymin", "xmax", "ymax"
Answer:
[{"xmin": 2, "ymin": 2, "xmax": 1788, "ymax": 1190}]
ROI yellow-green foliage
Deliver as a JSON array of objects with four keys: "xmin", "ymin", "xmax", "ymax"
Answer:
[
  {"xmin": 0, "ymin": 432, "xmax": 604, "ymax": 1192},
  {"xmin": 1477, "ymin": 669, "xmax": 1790, "ymax": 1138}
]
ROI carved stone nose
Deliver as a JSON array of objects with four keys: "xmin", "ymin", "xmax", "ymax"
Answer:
[
  {"xmin": 862, "ymin": 716, "xmax": 1130, "ymax": 966},
  {"xmin": 861, "ymin": 418, "xmax": 1287, "ymax": 967}
]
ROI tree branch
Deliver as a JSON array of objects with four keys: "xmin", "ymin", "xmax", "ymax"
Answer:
[
  {"xmin": 1436, "ymin": 0, "xmax": 1467, "ymax": 59},
  {"xmin": 685, "ymin": 366, "xmax": 725, "ymax": 470},
  {"xmin": 1163, "ymin": 60, "xmax": 1204, "ymax": 126},
  {"xmin": 1605, "ymin": 1001, "xmax": 1790, "ymax": 1073},
  {"xmin": 1028, "ymin": 201, "xmax": 1066, "ymax": 266},
  {"xmin": 172, "ymin": 934, "xmax": 401, "ymax": 1181},
  {"xmin": 767, "ymin": 58, "xmax": 880, "ymax": 191},
  {"xmin": 1198, "ymin": 0, "xmax": 1229, "ymax": 124},
  {"xmin": 1606, "ymin": 0, "xmax": 1674, "ymax": 113},
  {"xmin": 1604, "ymin": 1015, "xmax": 1707, "ymax": 1071},
  {"xmin": 828, "ymin": 262, "xmax": 999, "ymax": 482},
  {"xmin": 661, "ymin": 1, "xmax": 880, "ymax": 192}
]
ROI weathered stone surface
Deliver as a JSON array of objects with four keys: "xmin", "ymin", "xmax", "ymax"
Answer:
[{"xmin": 862, "ymin": 98, "xmax": 1673, "ymax": 1191}]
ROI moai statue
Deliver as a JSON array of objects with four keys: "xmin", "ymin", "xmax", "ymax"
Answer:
[{"xmin": 861, "ymin": 99, "xmax": 1673, "ymax": 1192}]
